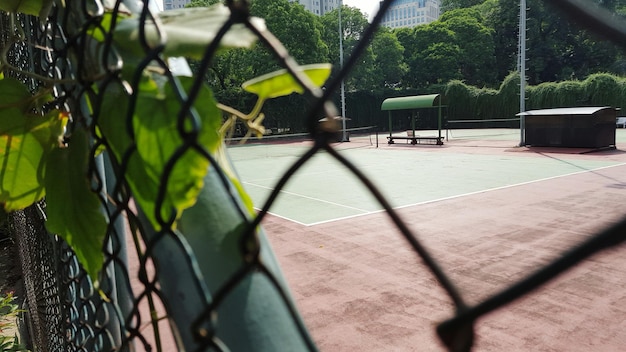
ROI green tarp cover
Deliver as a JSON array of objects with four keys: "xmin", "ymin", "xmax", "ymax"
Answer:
[{"xmin": 381, "ymin": 94, "xmax": 440, "ymax": 111}]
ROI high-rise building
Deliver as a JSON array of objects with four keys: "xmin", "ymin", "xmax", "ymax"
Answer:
[
  {"xmin": 290, "ymin": 0, "xmax": 340, "ymax": 16},
  {"xmin": 379, "ymin": 0, "xmax": 440, "ymax": 28},
  {"xmin": 162, "ymin": 0, "xmax": 190, "ymax": 10}
]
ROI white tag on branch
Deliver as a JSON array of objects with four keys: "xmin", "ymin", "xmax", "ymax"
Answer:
[{"xmin": 114, "ymin": 4, "xmax": 266, "ymax": 60}]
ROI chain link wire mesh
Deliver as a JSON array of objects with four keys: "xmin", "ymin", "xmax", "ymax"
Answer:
[{"xmin": 2, "ymin": 0, "xmax": 626, "ymax": 351}]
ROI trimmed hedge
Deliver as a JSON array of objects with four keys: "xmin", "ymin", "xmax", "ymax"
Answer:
[{"xmin": 342, "ymin": 72, "xmax": 626, "ymax": 131}]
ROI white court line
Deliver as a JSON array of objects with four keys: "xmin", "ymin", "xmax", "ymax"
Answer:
[
  {"xmin": 243, "ymin": 182, "xmax": 372, "ymax": 213},
  {"xmin": 254, "ymin": 209, "xmax": 310, "ymax": 227},
  {"xmin": 304, "ymin": 162, "xmax": 626, "ymax": 227}
]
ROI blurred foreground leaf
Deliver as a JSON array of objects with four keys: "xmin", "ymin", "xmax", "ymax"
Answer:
[
  {"xmin": 242, "ymin": 63, "xmax": 332, "ymax": 99},
  {"xmin": 113, "ymin": 4, "xmax": 266, "ymax": 60}
]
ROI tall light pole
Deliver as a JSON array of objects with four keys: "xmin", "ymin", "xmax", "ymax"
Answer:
[{"xmin": 338, "ymin": 0, "xmax": 348, "ymax": 142}]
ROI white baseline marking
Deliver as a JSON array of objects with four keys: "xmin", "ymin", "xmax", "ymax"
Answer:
[
  {"xmin": 305, "ymin": 162, "xmax": 626, "ymax": 227},
  {"xmin": 244, "ymin": 182, "xmax": 372, "ymax": 213}
]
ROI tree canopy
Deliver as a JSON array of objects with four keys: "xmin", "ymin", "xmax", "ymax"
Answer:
[{"xmin": 185, "ymin": 0, "xmax": 626, "ymax": 131}]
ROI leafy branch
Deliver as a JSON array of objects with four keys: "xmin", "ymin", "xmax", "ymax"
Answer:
[{"xmin": 0, "ymin": 3, "xmax": 331, "ymax": 283}]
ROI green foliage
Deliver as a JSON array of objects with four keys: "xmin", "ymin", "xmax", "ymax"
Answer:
[
  {"xmin": 439, "ymin": 8, "xmax": 496, "ymax": 86},
  {"xmin": 0, "ymin": 77, "xmax": 106, "ymax": 280},
  {"xmin": 371, "ymin": 28, "xmax": 407, "ymax": 88},
  {"xmin": 582, "ymin": 73, "xmax": 623, "ymax": 106},
  {"xmin": 191, "ymin": 0, "xmax": 331, "ymax": 130},
  {"xmin": 442, "ymin": 71, "xmax": 626, "ymax": 121},
  {"xmin": 0, "ymin": 78, "xmax": 66, "ymax": 211},
  {"xmin": 250, "ymin": 0, "xmax": 329, "ymax": 72},
  {"xmin": 555, "ymin": 81, "xmax": 576, "ymax": 107},
  {"xmin": 320, "ymin": 5, "xmax": 375, "ymax": 91},
  {"xmin": 444, "ymin": 80, "xmax": 473, "ymax": 119},
  {"xmin": 0, "ymin": 3, "xmax": 331, "ymax": 284},
  {"xmin": 399, "ymin": 22, "xmax": 462, "ymax": 88},
  {"xmin": 497, "ymin": 71, "xmax": 522, "ymax": 117},
  {"xmin": 0, "ymin": 0, "xmax": 52, "ymax": 19},
  {"xmin": 44, "ymin": 128, "xmax": 106, "ymax": 282},
  {"xmin": 441, "ymin": 0, "xmax": 486, "ymax": 13},
  {"xmin": 186, "ymin": 0, "xmax": 221, "ymax": 7},
  {"xmin": 527, "ymin": 80, "xmax": 584, "ymax": 109},
  {"xmin": 0, "ymin": 292, "xmax": 29, "ymax": 352},
  {"xmin": 487, "ymin": 0, "xmax": 624, "ymax": 85},
  {"xmin": 100, "ymin": 76, "xmax": 222, "ymax": 229}
]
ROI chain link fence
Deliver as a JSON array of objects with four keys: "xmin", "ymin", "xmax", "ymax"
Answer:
[{"xmin": 2, "ymin": 0, "xmax": 626, "ymax": 351}]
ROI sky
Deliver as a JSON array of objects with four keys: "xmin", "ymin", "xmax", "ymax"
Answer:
[{"xmin": 342, "ymin": 0, "xmax": 381, "ymax": 20}]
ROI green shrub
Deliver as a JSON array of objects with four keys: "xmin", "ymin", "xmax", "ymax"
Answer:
[{"xmin": 0, "ymin": 293, "xmax": 29, "ymax": 352}]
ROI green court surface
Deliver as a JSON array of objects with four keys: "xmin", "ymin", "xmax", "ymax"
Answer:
[{"xmin": 228, "ymin": 132, "xmax": 624, "ymax": 226}]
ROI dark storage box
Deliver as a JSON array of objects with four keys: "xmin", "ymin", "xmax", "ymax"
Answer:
[{"xmin": 518, "ymin": 107, "xmax": 617, "ymax": 148}]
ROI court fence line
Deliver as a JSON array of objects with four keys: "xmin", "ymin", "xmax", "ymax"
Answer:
[{"xmin": 1, "ymin": 1, "xmax": 625, "ymax": 352}]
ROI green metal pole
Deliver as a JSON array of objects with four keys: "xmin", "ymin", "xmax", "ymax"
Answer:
[{"xmin": 438, "ymin": 99, "xmax": 442, "ymax": 141}]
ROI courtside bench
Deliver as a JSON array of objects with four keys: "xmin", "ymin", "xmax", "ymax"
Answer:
[{"xmin": 387, "ymin": 135, "xmax": 444, "ymax": 145}]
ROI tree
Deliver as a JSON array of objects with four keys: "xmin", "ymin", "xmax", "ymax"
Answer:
[
  {"xmin": 440, "ymin": 0, "xmax": 485, "ymax": 13},
  {"xmin": 371, "ymin": 28, "xmax": 407, "ymax": 88},
  {"xmin": 187, "ymin": 0, "xmax": 328, "ymax": 88},
  {"xmin": 320, "ymin": 5, "xmax": 376, "ymax": 91},
  {"xmin": 487, "ymin": 0, "xmax": 623, "ymax": 85},
  {"xmin": 249, "ymin": 0, "xmax": 328, "ymax": 72},
  {"xmin": 186, "ymin": 0, "xmax": 330, "ymax": 130},
  {"xmin": 186, "ymin": 0, "xmax": 220, "ymax": 7},
  {"xmin": 398, "ymin": 22, "xmax": 462, "ymax": 88},
  {"xmin": 439, "ymin": 7, "xmax": 496, "ymax": 86}
]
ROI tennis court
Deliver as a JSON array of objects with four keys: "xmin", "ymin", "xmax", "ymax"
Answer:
[
  {"xmin": 229, "ymin": 129, "xmax": 626, "ymax": 225},
  {"xmin": 228, "ymin": 128, "xmax": 626, "ymax": 351}
]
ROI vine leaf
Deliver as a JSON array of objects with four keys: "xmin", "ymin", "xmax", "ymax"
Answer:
[
  {"xmin": 212, "ymin": 143, "xmax": 255, "ymax": 215},
  {"xmin": 0, "ymin": 0, "xmax": 53, "ymax": 19},
  {"xmin": 113, "ymin": 4, "xmax": 266, "ymax": 60},
  {"xmin": 0, "ymin": 79, "xmax": 64, "ymax": 211},
  {"xmin": 0, "ymin": 0, "xmax": 41, "ymax": 15},
  {"xmin": 0, "ymin": 116, "xmax": 47, "ymax": 211},
  {"xmin": 87, "ymin": 12, "xmax": 129, "ymax": 43},
  {"xmin": 0, "ymin": 77, "xmax": 32, "ymax": 110},
  {"xmin": 44, "ymin": 128, "xmax": 107, "ymax": 283},
  {"xmin": 242, "ymin": 63, "xmax": 332, "ymax": 99},
  {"xmin": 100, "ymin": 76, "xmax": 222, "ymax": 229}
]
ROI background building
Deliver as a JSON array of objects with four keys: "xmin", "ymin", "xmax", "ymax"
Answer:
[
  {"xmin": 162, "ymin": 0, "xmax": 189, "ymax": 10},
  {"xmin": 290, "ymin": 0, "xmax": 340, "ymax": 16},
  {"xmin": 379, "ymin": 0, "xmax": 440, "ymax": 28}
]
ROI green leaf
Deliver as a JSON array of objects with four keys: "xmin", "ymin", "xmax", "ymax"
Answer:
[
  {"xmin": 87, "ymin": 12, "xmax": 129, "ymax": 43},
  {"xmin": 99, "ymin": 76, "xmax": 222, "ymax": 229},
  {"xmin": 44, "ymin": 128, "xmax": 107, "ymax": 282},
  {"xmin": 0, "ymin": 79, "xmax": 64, "ymax": 211},
  {"xmin": 0, "ymin": 0, "xmax": 42, "ymax": 15},
  {"xmin": 113, "ymin": 4, "xmax": 265, "ymax": 60},
  {"xmin": 0, "ymin": 104, "xmax": 65, "ymax": 211},
  {"xmin": 0, "ymin": 78, "xmax": 32, "ymax": 111},
  {"xmin": 0, "ymin": 117, "xmax": 46, "ymax": 211},
  {"xmin": 212, "ymin": 143, "xmax": 255, "ymax": 215},
  {"xmin": 241, "ymin": 63, "xmax": 332, "ymax": 99},
  {"xmin": 0, "ymin": 0, "xmax": 52, "ymax": 18}
]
